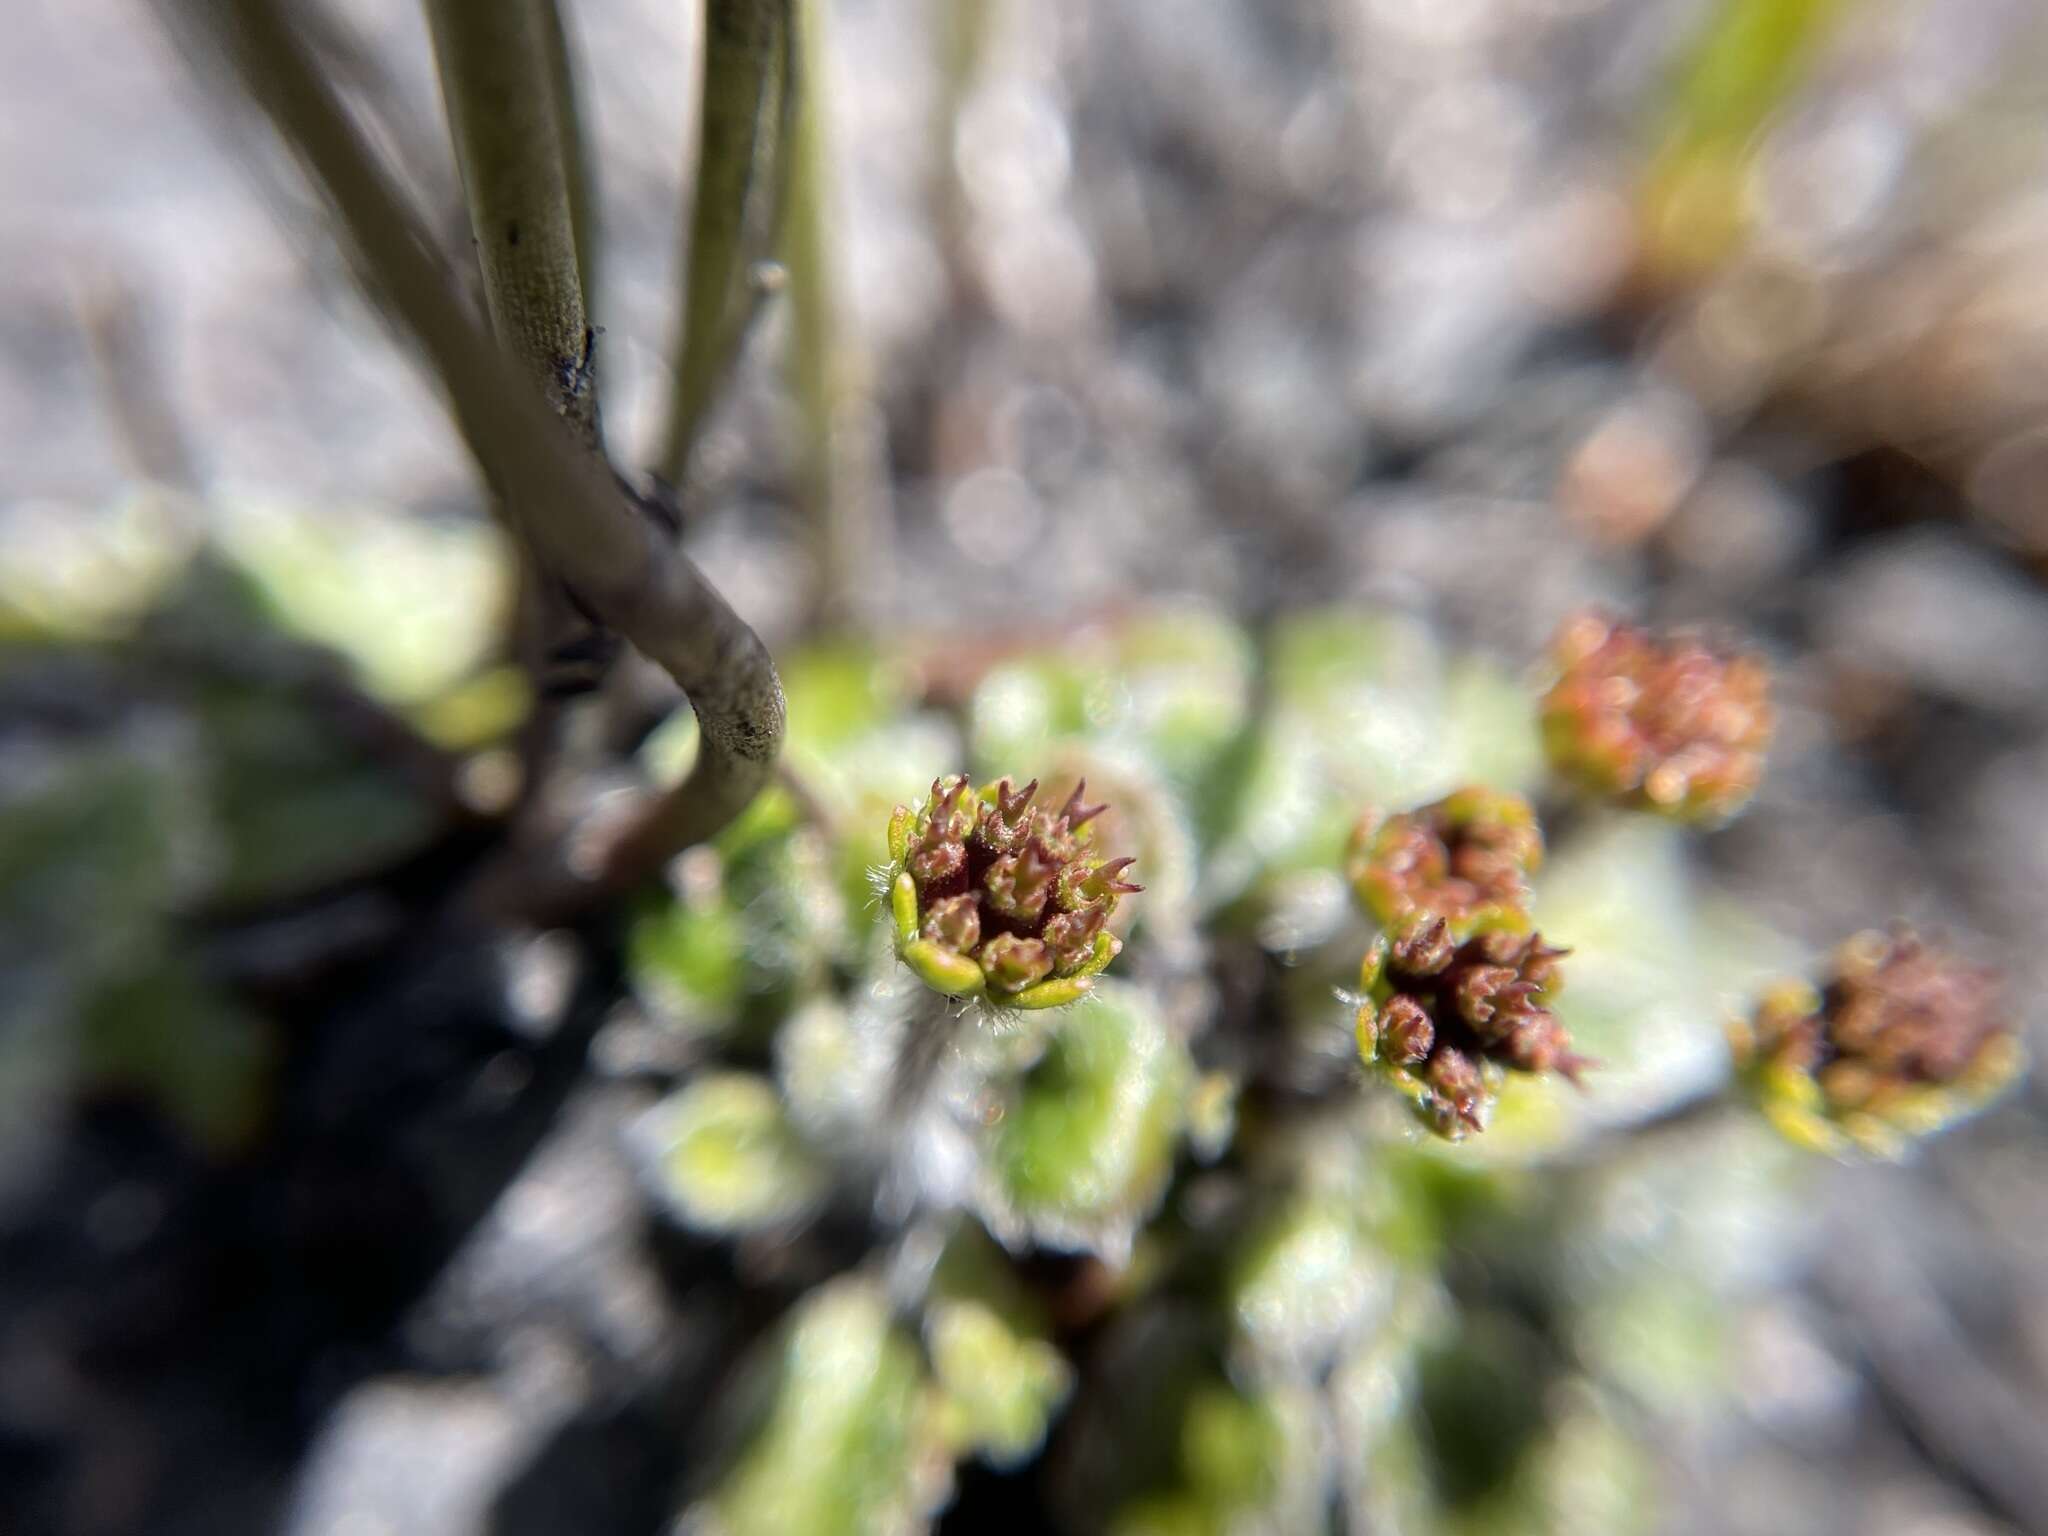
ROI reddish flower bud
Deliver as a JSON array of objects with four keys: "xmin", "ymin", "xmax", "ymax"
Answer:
[
  {"xmin": 1389, "ymin": 914, "xmax": 1456, "ymax": 977},
  {"xmin": 985, "ymin": 842, "xmax": 1059, "ymax": 924},
  {"xmin": 1378, "ymin": 994, "xmax": 1436, "ymax": 1066},
  {"xmin": 886, "ymin": 775, "xmax": 1140, "ymax": 1010},
  {"xmin": 1347, "ymin": 787, "xmax": 1543, "ymax": 941},
  {"xmin": 1734, "ymin": 926, "xmax": 2024, "ymax": 1157},
  {"xmin": 1042, "ymin": 900, "xmax": 1109, "ymax": 973},
  {"xmin": 978, "ymin": 933, "xmax": 1055, "ymax": 995},
  {"xmin": 1354, "ymin": 925, "xmax": 1582, "ymax": 1141},
  {"xmin": 922, "ymin": 893, "xmax": 982, "ymax": 953},
  {"xmin": 1425, "ymin": 1049, "xmax": 1487, "ymax": 1135},
  {"xmin": 1541, "ymin": 610, "xmax": 1772, "ymax": 823}
]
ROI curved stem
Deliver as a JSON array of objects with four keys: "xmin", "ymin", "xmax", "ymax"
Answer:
[
  {"xmin": 659, "ymin": 0, "xmax": 798, "ymax": 484},
  {"xmin": 159, "ymin": 0, "xmax": 784, "ymax": 889}
]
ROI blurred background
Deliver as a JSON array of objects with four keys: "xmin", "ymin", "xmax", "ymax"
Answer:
[{"xmin": 7, "ymin": 0, "xmax": 2048, "ymax": 1532}]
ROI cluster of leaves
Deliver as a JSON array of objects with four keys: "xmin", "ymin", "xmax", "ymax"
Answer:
[
  {"xmin": 1, "ymin": 502, "xmax": 501, "ymax": 1155},
  {"xmin": 7, "ymin": 498, "xmax": 2021, "ymax": 1533},
  {"xmin": 619, "ymin": 600, "xmax": 2023, "ymax": 1533},
  {"xmin": 1347, "ymin": 789, "xmax": 1580, "ymax": 1139}
]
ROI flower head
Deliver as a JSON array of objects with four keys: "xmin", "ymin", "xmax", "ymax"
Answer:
[
  {"xmin": 1733, "ymin": 926, "xmax": 2024, "ymax": 1157},
  {"xmin": 1354, "ymin": 920, "xmax": 1582, "ymax": 1140},
  {"xmin": 886, "ymin": 775, "xmax": 1139, "ymax": 1010},
  {"xmin": 1347, "ymin": 787, "xmax": 1543, "ymax": 942},
  {"xmin": 1540, "ymin": 610, "xmax": 1772, "ymax": 823}
]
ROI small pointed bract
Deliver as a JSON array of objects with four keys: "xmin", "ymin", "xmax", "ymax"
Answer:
[{"xmin": 1059, "ymin": 779, "xmax": 1108, "ymax": 831}]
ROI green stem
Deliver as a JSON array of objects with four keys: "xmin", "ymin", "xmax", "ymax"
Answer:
[
  {"xmin": 659, "ymin": 0, "xmax": 798, "ymax": 484},
  {"xmin": 425, "ymin": 0, "xmax": 599, "ymax": 447},
  {"xmin": 535, "ymin": 0, "xmax": 599, "ymax": 322},
  {"xmin": 782, "ymin": 0, "xmax": 879, "ymax": 632},
  {"xmin": 932, "ymin": 0, "xmax": 996, "ymax": 259},
  {"xmin": 160, "ymin": 0, "xmax": 784, "ymax": 889},
  {"xmin": 74, "ymin": 278, "xmax": 201, "ymax": 496},
  {"xmin": 426, "ymin": 0, "xmax": 607, "ymax": 785}
]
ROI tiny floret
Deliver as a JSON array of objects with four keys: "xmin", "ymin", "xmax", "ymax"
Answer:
[
  {"xmin": 1732, "ymin": 926, "xmax": 2024, "ymax": 1158},
  {"xmin": 1540, "ymin": 610, "xmax": 1772, "ymax": 823},
  {"xmin": 886, "ymin": 775, "xmax": 1139, "ymax": 1010}
]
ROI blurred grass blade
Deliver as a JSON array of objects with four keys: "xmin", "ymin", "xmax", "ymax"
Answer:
[
  {"xmin": 1639, "ymin": 0, "xmax": 1853, "ymax": 282},
  {"xmin": 783, "ymin": 0, "xmax": 868, "ymax": 631}
]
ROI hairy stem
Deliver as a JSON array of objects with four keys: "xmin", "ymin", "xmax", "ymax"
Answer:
[
  {"xmin": 659, "ymin": 0, "xmax": 798, "ymax": 484},
  {"xmin": 159, "ymin": 0, "xmax": 784, "ymax": 886}
]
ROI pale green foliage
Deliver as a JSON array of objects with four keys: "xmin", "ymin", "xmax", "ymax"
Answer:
[
  {"xmin": 214, "ymin": 498, "xmax": 511, "ymax": 709},
  {"xmin": 0, "ymin": 552, "xmax": 476, "ymax": 1150},
  {"xmin": 634, "ymin": 1071, "xmax": 826, "ymax": 1234},
  {"xmin": 979, "ymin": 982, "xmax": 1194, "ymax": 1257},
  {"xmin": 686, "ymin": 1279, "xmax": 947, "ymax": 1536},
  {"xmin": 616, "ymin": 609, "xmax": 1841, "ymax": 1534}
]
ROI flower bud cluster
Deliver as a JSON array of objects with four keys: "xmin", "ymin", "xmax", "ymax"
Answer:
[
  {"xmin": 1355, "ymin": 918, "xmax": 1581, "ymax": 1139},
  {"xmin": 887, "ymin": 775, "xmax": 1140, "ymax": 1011},
  {"xmin": 1733, "ymin": 926, "xmax": 2023, "ymax": 1156},
  {"xmin": 1541, "ymin": 610, "xmax": 1772, "ymax": 823},
  {"xmin": 1346, "ymin": 787, "xmax": 1543, "ymax": 942},
  {"xmin": 1346, "ymin": 787, "xmax": 1579, "ymax": 1140}
]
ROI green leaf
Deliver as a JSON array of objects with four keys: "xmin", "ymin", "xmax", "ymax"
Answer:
[
  {"xmin": 691, "ymin": 1278, "xmax": 947, "ymax": 1536},
  {"xmin": 1227, "ymin": 1193, "xmax": 1386, "ymax": 1374},
  {"xmin": 967, "ymin": 610, "xmax": 1255, "ymax": 811},
  {"xmin": 926, "ymin": 1224, "xmax": 1072, "ymax": 1468},
  {"xmin": 1204, "ymin": 609, "xmax": 1467, "ymax": 910},
  {"xmin": 1535, "ymin": 814, "xmax": 1799, "ymax": 1132},
  {"xmin": 635, "ymin": 1072, "xmax": 826, "ymax": 1235},
  {"xmin": 928, "ymin": 1299, "xmax": 1073, "ymax": 1469},
  {"xmin": 194, "ymin": 674, "xmax": 442, "ymax": 907},
  {"xmin": 627, "ymin": 813, "xmax": 844, "ymax": 1042},
  {"xmin": 782, "ymin": 644, "xmax": 915, "ymax": 752},
  {"xmin": 214, "ymin": 497, "xmax": 511, "ymax": 709},
  {"xmin": 980, "ymin": 981, "xmax": 1193, "ymax": 1259},
  {"xmin": 0, "ymin": 494, "xmax": 192, "ymax": 642}
]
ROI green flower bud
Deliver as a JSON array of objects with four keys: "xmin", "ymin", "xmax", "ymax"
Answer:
[
  {"xmin": 1541, "ymin": 610, "xmax": 1772, "ymax": 823},
  {"xmin": 1347, "ymin": 787, "xmax": 1543, "ymax": 941},
  {"xmin": 886, "ymin": 775, "xmax": 1141, "ymax": 1010},
  {"xmin": 1731, "ymin": 926, "xmax": 2025, "ymax": 1158},
  {"xmin": 1355, "ymin": 926, "xmax": 1583, "ymax": 1141}
]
